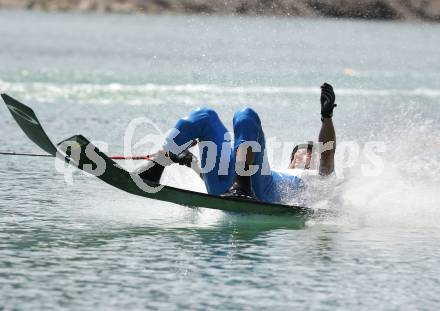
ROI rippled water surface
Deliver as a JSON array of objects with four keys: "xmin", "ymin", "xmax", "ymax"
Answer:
[{"xmin": 1, "ymin": 10, "xmax": 440, "ymax": 310}]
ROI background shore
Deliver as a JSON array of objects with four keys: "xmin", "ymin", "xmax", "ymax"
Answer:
[{"xmin": 0, "ymin": 0, "xmax": 439, "ymax": 21}]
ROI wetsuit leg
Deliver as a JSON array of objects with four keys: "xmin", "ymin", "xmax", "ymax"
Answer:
[
  {"xmin": 163, "ymin": 107, "xmax": 235, "ymax": 195},
  {"xmin": 232, "ymin": 108, "xmax": 277, "ymax": 202}
]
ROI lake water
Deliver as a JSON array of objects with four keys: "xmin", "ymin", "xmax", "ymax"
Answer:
[{"xmin": 0, "ymin": 10, "xmax": 440, "ymax": 310}]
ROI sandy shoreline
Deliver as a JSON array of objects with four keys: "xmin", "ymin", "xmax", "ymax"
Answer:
[{"xmin": 0, "ymin": 0, "xmax": 439, "ymax": 21}]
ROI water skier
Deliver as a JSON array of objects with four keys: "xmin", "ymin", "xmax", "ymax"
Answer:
[{"xmin": 137, "ymin": 83, "xmax": 337, "ymax": 204}]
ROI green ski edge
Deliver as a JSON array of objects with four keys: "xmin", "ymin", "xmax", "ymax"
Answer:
[{"xmin": 1, "ymin": 93, "xmax": 311, "ymax": 217}]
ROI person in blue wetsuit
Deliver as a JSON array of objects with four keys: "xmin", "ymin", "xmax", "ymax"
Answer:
[{"xmin": 138, "ymin": 83, "xmax": 337, "ymax": 204}]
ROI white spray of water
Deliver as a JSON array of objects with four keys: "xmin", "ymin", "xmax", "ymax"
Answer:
[{"xmin": 332, "ymin": 110, "xmax": 440, "ymax": 229}]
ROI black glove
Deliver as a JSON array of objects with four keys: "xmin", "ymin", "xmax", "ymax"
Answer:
[
  {"xmin": 168, "ymin": 149, "xmax": 194, "ymax": 168},
  {"xmin": 320, "ymin": 82, "xmax": 336, "ymax": 120}
]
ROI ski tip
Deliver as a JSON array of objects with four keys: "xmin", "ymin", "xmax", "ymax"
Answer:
[
  {"xmin": 1, "ymin": 93, "xmax": 13, "ymax": 103},
  {"xmin": 1, "ymin": 93, "xmax": 33, "ymax": 112},
  {"xmin": 57, "ymin": 134, "xmax": 90, "ymax": 149}
]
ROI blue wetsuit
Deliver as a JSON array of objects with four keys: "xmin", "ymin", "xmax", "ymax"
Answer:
[{"xmin": 163, "ymin": 107, "xmax": 304, "ymax": 204}]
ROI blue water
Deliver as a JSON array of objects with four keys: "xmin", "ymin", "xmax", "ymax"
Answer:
[{"xmin": 1, "ymin": 10, "xmax": 440, "ymax": 310}]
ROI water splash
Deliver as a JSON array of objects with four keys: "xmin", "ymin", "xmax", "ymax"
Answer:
[{"xmin": 336, "ymin": 110, "xmax": 440, "ymax": 228}]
